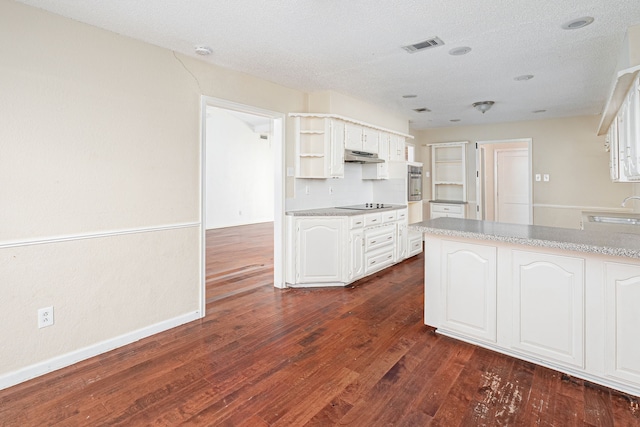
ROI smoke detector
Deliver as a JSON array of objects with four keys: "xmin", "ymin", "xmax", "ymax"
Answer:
[
  {"xmin": 402, "ymin": 37, "xmax": 445, "ymax": 53},
  {"xmin": 195, "ymin": 45, "xmax": 213, "ymax": 56}
]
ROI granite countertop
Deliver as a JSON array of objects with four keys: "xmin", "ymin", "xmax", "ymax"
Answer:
[
  {"xmin": 429, "ymin": 200, "xmax": 468, "ymax": 205},
  {"xmin": 410, "ymin": 217, "xmax": 640, "ymax": 258},
  {"xmin": 287, "ymin": 204, "xmax": 407, "ymax": 217}
]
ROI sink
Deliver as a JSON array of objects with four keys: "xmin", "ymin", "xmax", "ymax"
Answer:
[
  {"xmin": 589, "ymin": 216, "xmax": 640, "ymax": 225},
  {"xmin": 582, "ymin": 211, "xmax": 640, "ymax": 234}
]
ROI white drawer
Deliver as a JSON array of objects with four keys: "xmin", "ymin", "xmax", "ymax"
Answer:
[
  {"xmin": 364, "ymin": 212, "xmax": 382, "ymax": 227},
  {"xmin": 382, "ymin": 210, "xmax": 397, "ymax": 223},
  {"xmin": 396, "ymin": 209, "xmax": 408, "ymax": 221},
  {"xmin": 365, "ymin": 247, "xmax": 395, "ymax": 274},
  {"xmin": 349, "ymin": 215, "xmax": 364, "ymax": 229},
  {"xmin": 408, "ymin": 233, "xmax": 423, "ymax": 257},
  {"xmin": 364, "ymin": 225, "xmax": 395, "ymax": 252},
  {"xmin": 431, "ymin": 203, "xmax": 464, "ymax": 215}
]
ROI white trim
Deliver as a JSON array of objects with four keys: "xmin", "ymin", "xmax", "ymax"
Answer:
[
  {"xmin": 0, "ymin": 310, "xmax": 200, "ymax": 391},
  {"xmin": 288, "ymin": 112, "xmax": 414, "ymax": 139},
  {"xmin": 201, "ymin": 97, "xmax": 286, "ymax": 289},
  {"xmin": 0, "ymin": 222, "xmax": 200, "ymax": 249}
]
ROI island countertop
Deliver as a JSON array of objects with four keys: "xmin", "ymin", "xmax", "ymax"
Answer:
[{"xmin": 409, "ymin": 217, "xmax": 640, "ymax": 259}]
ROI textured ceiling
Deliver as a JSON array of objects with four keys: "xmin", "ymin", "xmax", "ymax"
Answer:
[{"xmin": 14, "ymin": 0, "xmax": 640, "ymax": 130}]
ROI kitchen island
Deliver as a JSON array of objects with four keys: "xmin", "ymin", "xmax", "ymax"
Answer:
[{"xmin": 410, "ymin": 217, "xmax": 640, "ymax": 397}]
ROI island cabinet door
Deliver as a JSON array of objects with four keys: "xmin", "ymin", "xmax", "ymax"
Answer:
[
  {"xmin": 603, "ymin": 262, "xmax": 640, "ymax": 386},
  {"xmin": 510, "ymin": 251, "xmax": 585, "ymax": 368},
  {"xmin": 440, "ymin": 241, "xmax": 497, "ymax": 343}
]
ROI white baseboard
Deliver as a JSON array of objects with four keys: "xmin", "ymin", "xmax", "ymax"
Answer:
[{"xmin": 0, "ymin": 310, "xmax": 201, "ymax": 391}]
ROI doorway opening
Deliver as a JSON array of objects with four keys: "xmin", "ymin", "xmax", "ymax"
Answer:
[
  {"xmin": 200, "ymin": 97, "xmax": 285, "ymax": 314},
  {"xmin": 475, "ymin": 139, "xmax": 533, "ymax": 225}
]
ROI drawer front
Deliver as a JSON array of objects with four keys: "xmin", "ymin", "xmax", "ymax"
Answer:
[
  {"xmin": 382, "ymin": 210, "xmax": 398, "ymax": 223},
  {"xmin": 364, "ymin": 213, "xmax": 382, "ymax": 227},
  {"xmin": 365, "ymin": 247, "xmax": 395, "ymax": 274},
  {"xmin": 349, "ymin": 215, "xmax": 365, "ymax": 229},
  {"xmin": 408, "ymin": 234, "xmax": 423, "ymax": 256},
  {"xmin": 396, "ymin": 209, "xmax": 408, "ymax": 221},
  {"xmin": 431, "ymin": 203, "xmax": 463, "ymax": 214},
  {"xmin": 364, "ymin": 226, "xmax": 395, "ymax": 252}
]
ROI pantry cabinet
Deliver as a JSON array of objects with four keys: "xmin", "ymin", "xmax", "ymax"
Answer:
[{"xmin": 389, "ymin": 134, "xmax": 406, "ymax": 162}]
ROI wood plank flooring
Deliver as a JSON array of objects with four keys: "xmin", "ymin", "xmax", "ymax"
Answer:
[{"xmin": 1, "ymin": 223, "xmax": 639, "ymax": 426}]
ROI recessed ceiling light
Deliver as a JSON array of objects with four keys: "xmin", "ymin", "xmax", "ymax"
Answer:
[
  {"xmin": 402, "ymin": 95, "xmax": 417, "ymax": 99},
  {"xmin": 449, "ymin": 47, "xmax": 472, "ymax": 56},
  {"xmin": 514, "ymin": 74, "xmax": 534, "ymax": 81},
  {"xmin": 450, "ymin": 119, "xmax": 461, "ymax": 122},
  {"xmin": 194, "ymin": 45, "xmax": 213, "ymax": 55},
  {"xmin": 561, "ymin": 17, "xmax": 594, "ymax": 30},
  {"xmin": 533, "ymin": 109, "xmax": 547, "ymax": 113},
  {"xmin": 413, "ymin": 107, "xmax": 431, "ymax": 113}
]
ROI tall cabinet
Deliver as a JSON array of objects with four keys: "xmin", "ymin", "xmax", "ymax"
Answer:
[{"xmin": 429, "ymin": 141, "xmax": 468, "ymax": 219}]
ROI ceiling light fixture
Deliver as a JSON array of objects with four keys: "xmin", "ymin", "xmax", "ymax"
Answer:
[
  {"xmin": 449, "ymin": 47, "xmax": 472, "ymax": 56},
  {"xmin": 450, "ymin": 119, "xmax": 461, "ymax": 122},
  {"xmin": 413, "ymin": 107, "xmax": 431, "ymax": 113},
  {"xmin": 561, "ymin": 17, "xmax": 594, "ymax": 30},
  {"xmin": 514, "ymin": 74, "xmax": 534, "ymax": 81},
  {"xmin": 533, "ymin": 109, "xmax": 547, "ymax": 113},
  {"xmin": 194, "ymin": 45, "xmax": 213, "ymax": 56},
  {"xmin": 472, "ymin": 101, "xmax": 494, "ymax": 114}
]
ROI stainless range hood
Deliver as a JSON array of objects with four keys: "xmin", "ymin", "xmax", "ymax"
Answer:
[{"xmin": 344, "ymin": 149, "xmax": 384, "ymax": 164}]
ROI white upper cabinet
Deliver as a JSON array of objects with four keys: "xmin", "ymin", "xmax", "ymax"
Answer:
[
  {"xmin": 389, "ymin": 134, "xmax": 406, "ymax": 162},
  {"xmin": 601, "ymin": 68, "xmax": 640, "ymax": 182},
  {"xmin": 344, "ymin": 122, "xmax": 363, "ymax": 151},
  {"xmin": 362, "ymin": 127, "xmax": 379, "ymax": 154},
  {"xmin": 290, "ymin": 113, "xmax": 413, "ymax": 179}
]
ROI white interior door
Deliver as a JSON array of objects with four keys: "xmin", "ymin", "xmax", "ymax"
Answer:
[{"xmin": 495, "ymin": 148, "xmax": 530, "ymax": 224}]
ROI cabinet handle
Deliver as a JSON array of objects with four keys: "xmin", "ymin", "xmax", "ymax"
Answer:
[
  {"xmin": 356, "ymin": 221, "xmax": 362, "ymax": 225},
  {"xmin": 370, "ymin": 260, "xmax": 376, "ymax": 265},
  {"xmin": 371, "ymin": 240, "xmax": 376, "ymax": 244},
  {"xmin": 387, "ymin": 255, "xmax": 392, "ymax": 259},
  {"xmin": 387, "ymin": 236, "xmax": 392, "ymax": 240},
  {"xmin": 371, "ymin": 219, "xmax": 377, "ymax": 222}
]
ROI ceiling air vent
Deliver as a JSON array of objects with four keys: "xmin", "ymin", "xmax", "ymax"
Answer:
[
  {"xmin": 402, "ymin": 37, "xmax": 445, "ymax": 53},
  {"xmin": 413, "ymin": 108, "xmax": 431, "ymax": 113}
]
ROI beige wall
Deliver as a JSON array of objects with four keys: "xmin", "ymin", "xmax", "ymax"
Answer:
[
  {"xmin": 0, "ymin": 0, "xmax": 409, "ymax": 388},
  {"xmin": 307, "ymin": 90, "xmax": 410, "ymax": 134},
  {"xmin": 0, "ymin": 0, "xmax": 309, "ymax": 386},
  {"xmin": 414, "ymin": 115, "xmax": 635, "ymax": 228}
]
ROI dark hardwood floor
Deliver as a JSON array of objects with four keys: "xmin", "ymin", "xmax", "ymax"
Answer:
[{"xmin": 1, "ymin": 223, "xmax": 639, "ymax": 426}]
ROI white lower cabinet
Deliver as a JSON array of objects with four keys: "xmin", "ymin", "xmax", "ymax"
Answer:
[
  {"xmin": 603, "ymin": 262, "xmax": 640, "ymax": 386},
  {"xmin": 440, "ymin": 240, "xmax": 497, "ymax": 343},
  {"xmin": 294, "ymin": 217, "xmax": 346, "ymax": 285},
  {"xmin": 287, "ymin": 209, "xmax": 410, "ymax": 287},
  {"xmin": 424, "ymin": 235, "xmax": 640, "ymax": 397},
  {"xmin": 407, "ymin": 231, "xmax": 423, "ymax": 257},
  {"xmin": 430, "ymin": 202, "xmax": 465, "ymax": 219},
  {"xmin": 510, "ymin": 251, "xmax": 585, "ymax": 367},
  {"xmin": 348, "ymin": 228, "xmax": 365, "ymax": 282}
]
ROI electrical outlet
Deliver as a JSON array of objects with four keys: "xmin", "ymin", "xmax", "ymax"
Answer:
[
  {"xmin": 305, "ymin": 185, "xmax": 310, "ymax": 195},
  {"xmin": 38, "ymin": 306, "xmax": 54, "ymax": 328},
  {"xmin": 543, "ymin": 174, "xmax": 550, "ymax": 182},
  {"xmin": 535, "ymin": 174, "xmax": 541, "ymax": 182}
]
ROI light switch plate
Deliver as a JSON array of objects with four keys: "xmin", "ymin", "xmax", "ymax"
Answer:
[
  {"xmin": 535, "ymin": 174, "xmax": 541, "ymax": 182},
  {"xmin": 543, "ymin": 174, "xmax": 550, "ymax": 182}
]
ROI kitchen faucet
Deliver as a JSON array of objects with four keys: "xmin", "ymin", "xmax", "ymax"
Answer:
[{"xmin": 621, "ymin": 196, "xmax": 640, "ymax": 207}]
